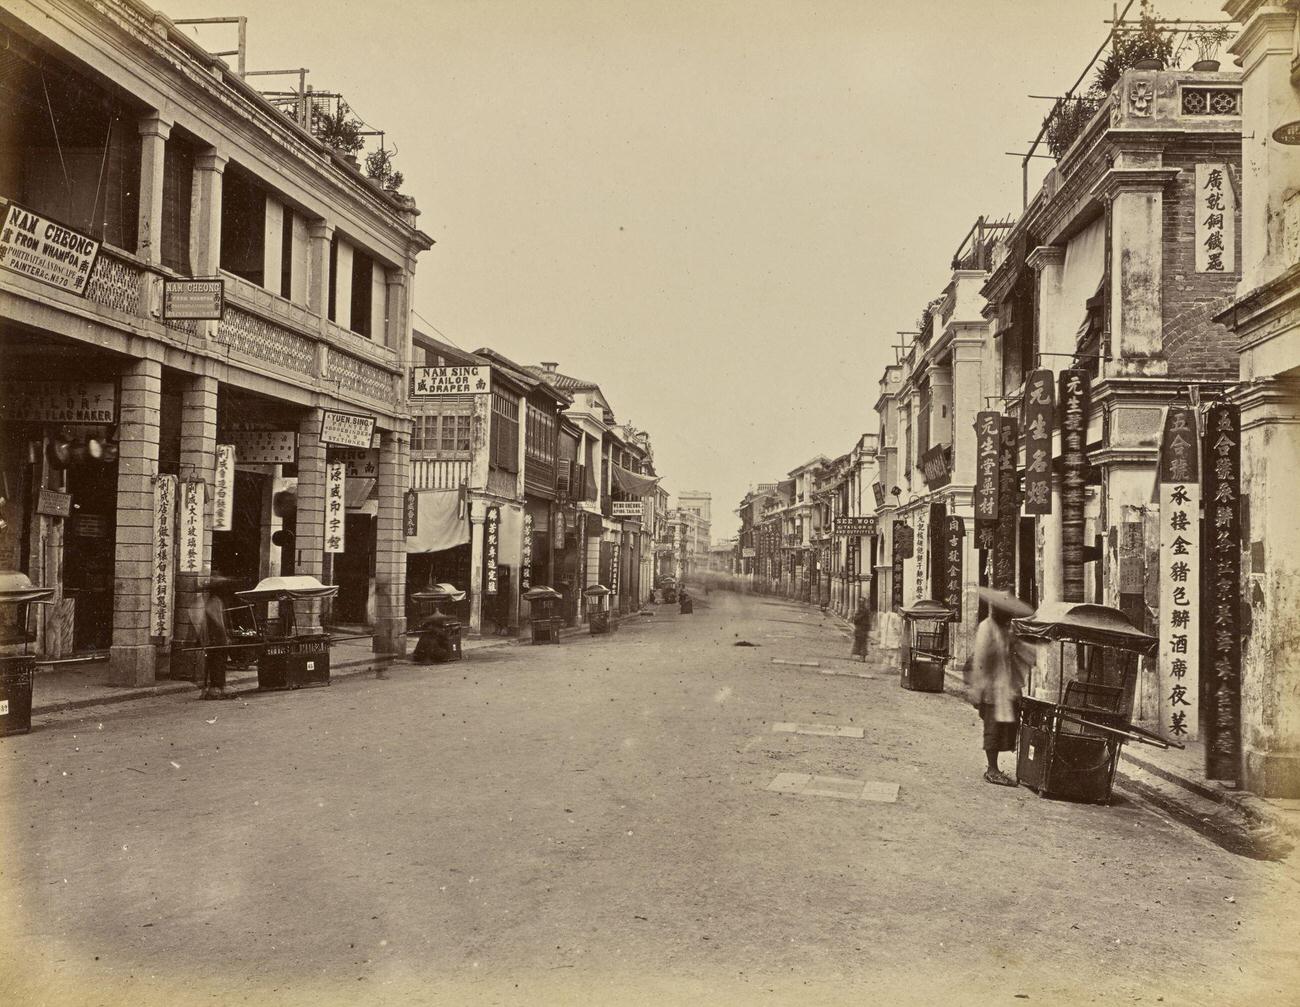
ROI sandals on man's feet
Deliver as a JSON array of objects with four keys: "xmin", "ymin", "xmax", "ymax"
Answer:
[{"xmin": 983, "ymin": 769, "xmax": 1017, "ymax": 787}]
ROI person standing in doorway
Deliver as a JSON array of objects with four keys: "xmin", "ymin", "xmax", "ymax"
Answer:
[
  {"xmin": 969, "ymin": 588, "xmax": 1034, "ymax": 786},
  {"xmin": 850, "ymin": 599, "xmax": 871, "ymax": 662}
]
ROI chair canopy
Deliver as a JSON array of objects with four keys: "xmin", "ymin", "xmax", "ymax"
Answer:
[
  {"xmin": 1013, "ymin": 602, "xmax": 1156, "ymax": 654},
  {"xmin": 237, "ymin": 576, "xmax": 339, "ymax": 602}
]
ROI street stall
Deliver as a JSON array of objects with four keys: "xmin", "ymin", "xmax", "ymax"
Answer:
[
  {"xmin": 408, "ymin": 583, "xmax": 466, "ymax": 664},
  {"xmin": 1012, "ymin": 602, "xmax": 1179, "ymax": 804},
  {"xmin": 0, "ymin": 571, "xmax": 54, "ymax": 736},
  {"xmin": 235, "ymin": 576, "xmax": 338, "ymax": 691},
  {"xmin": 899, "ymin": 599, "xmax": 952, "ymax": 693},
  {"xmin": 523, "ymin": 585, "xmax": 564, "ymax": 644},
  {"xmin": 584, "ymin": 584, "xmax": 612, "ymax": 634}
]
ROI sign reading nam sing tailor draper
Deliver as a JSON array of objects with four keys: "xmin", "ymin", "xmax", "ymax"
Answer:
[
  {"xmin": 945, "ymin": 516, "xmax": 965, "ymax": 622},
  {"xmin": 410, "ymin": 365, "xmax": 492, "ymax": 397},
  {"xmin": 1022, "ymin": 369, "xmax": 1055, "ymax": 515},
  {"xmin": 320, "ymin": 410, "xmax": 376, "ymax": 449},
  {"xmin": 0, "ymin": 202, "xmax": 100, "ymax": 295},
  {"xmin": 213, "ymin": 444, "xmax": 235, "ymax": 531},
  {"xmin": 484, "ymin": 506, "xmax": 500, "ymax": 595},
  {"xmin": 1059, "ymin": 370, "xmax": 1091, "ymax": 602},
  {"xmin": 973, "ymin": 411, "xmax": 1002, "ymax": 551},
  {"xmin": 1201, "ymin": 402, "xmax": 1241, "ymax": 779},
  {"xmin": 1158, "ymin": 406, "xmax": 1200, "ymax": 742},
  {"xmin": 1195, "ymin": 163, "xmax": 1235, "ymax": 274},
  {"xmin": 150, "ymin": 475, "xmax": 177, "ymax": 640},
  {"xmin": 180, "ymin": 481, "xmax": 204, "ymax": 574},
  {"xmin": 325, "ymin": 462, "xmax": 347, "ymax": 554}
]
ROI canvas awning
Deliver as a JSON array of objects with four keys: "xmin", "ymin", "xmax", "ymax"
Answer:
[
  {"xmin": 404, "ymin": 490, "xmax": 471, "ymax": 554},
  {"xmin": 610, "ymin": 464, "xmax": 658, "ymax": 497}
]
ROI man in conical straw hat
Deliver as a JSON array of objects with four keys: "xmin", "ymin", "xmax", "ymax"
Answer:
[{"xmin": 969, "ymin": 587, "xmax": 1035, "ymax": 787}]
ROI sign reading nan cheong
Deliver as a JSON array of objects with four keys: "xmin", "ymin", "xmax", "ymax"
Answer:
[
  {"xmin": 0, "ymin": 202, "xmax": 100, "ymax": 295},
  {"xmin": 410, "ymin": 365, "xmax": 492, "ymax": 397}
]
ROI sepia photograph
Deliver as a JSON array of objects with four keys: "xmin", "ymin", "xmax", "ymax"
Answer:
[{"xmin": 1, "ymin": 0, "xmax": 1299, "ymax": 1004}]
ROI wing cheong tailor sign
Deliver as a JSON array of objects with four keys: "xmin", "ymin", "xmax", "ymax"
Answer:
[
  {"xmin": 612, "ymin": 501, "xmax": 643, "ymax": 518},
  {"xmin": 320, "ymin": 410, "xmax": 377, "ymax": 449},
  {"xmin": 410, "ymin": 365, "xmax": 492, "ymax": 397},
  {"xmin": 0, "ymin": 202, "xmax": 100, "ymax": 294}
]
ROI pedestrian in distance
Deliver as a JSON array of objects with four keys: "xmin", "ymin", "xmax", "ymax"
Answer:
[
  {"xmin": 850, "ymin": 599, "xmax": 871, "ymax": 662},
  {"xmin": 969, "ymin": 587, "xmax": 1035, "ymax": 787}
]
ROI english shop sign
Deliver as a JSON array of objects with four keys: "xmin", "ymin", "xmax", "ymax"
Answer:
[{"xmin": 410, "ymin": 365, "xmax": 492, "ymax": 397}]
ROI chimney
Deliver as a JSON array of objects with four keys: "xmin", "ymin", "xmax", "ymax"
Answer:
[{"xmin": 540, "ymin": 361, "xmax": 558, "ymax": 373}]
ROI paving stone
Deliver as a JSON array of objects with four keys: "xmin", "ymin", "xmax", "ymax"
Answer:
[
  {"xmin": 766, "ymin": 772, "xmax": 813, "ymax": 794},
  {"xmin": 803, "ymin": 776, "xmax": 868, "ymax": 800},
  {"xmin": 771, "ymin": 658, "xmax": 820, "ymax": 668},
  {"xmin": 859, "ymin": 781, "xmax": 901, "ymax": 803},
  {"xmin": 771, "ymin": 722, "xmax": 864, "ymax": 739}
]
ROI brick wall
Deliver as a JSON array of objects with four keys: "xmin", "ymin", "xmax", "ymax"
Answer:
[{"xmin": 1161, "ymin": 149, "xmax": 1242, "ymax": 381}]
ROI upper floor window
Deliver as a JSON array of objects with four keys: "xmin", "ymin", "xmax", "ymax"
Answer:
[
  {"xmin": 490, "ymin": 390, "xmax": 519, "ymax": 472},
  {"xmin": 525, "ymin": 404, "xmax": 556, "ymax": 463}
]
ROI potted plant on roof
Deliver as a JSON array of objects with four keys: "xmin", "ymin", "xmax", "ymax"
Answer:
[
  {"xmin": 1189, "ymin": 24, "xmax": 1232, "ymax": 72},
  {"xmin": 1093, "ymin": 0, "xmax": 1177, "ymax": 91}
]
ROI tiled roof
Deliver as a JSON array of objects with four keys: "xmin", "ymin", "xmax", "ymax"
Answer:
[{"xmin": 523, "ymin": 366, "xmax": 600, "ymax": 392}]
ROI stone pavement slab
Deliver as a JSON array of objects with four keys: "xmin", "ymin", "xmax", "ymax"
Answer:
[
  {"xmin": 770, "ymin": 658, "xmax": 820, "ymax": 668},
  {"xmin": 765, "ymin": 772, "xmax": 900, "ymax": 803},
  {"xmin": 771, "ymin": 722, "xmax": 864, "ymax": 739}
]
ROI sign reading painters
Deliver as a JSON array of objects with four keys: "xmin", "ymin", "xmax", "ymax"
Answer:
[
  {"xmin": 150, "ymin": 475, "xmax": 177, "ymax": 640},
  {"xmin": 163, "ymin": 278, "xmax": 224, "ymax": 320},
  {"xmin": 1195, "ymin": 164, "xmax": 1235, "ymax": 273},
  {"xmin": 0, "ymin": 202, "xmax": 100, "ymax": 295},
  {"xmin": 319, "ymin": 410, "xmax": 377, "ymax": 449},
  {"xmin": 1158, "ymin": 406, "xmax": 1200, "ymax": 742},
  {"xmin": 213, "ymin": 444, "xmax": 235, "ymax": 531},
  {"xmin": 410, "ymin": 365, "xmax": 492, "ymax": 397},
  {"xmin": 180, "ymin": 481, "xmax": 204, "ymax": 574},
  {"xmin": 0, "ymin": 381, "xmax": 116, "ymax": 424},
  {"xmin": 325, "ymin": 462, "xmax": 347, "ymax": 554},
  {"xmin": 484, "ymin": 506, "xmax": 500, "ymax": 595}
]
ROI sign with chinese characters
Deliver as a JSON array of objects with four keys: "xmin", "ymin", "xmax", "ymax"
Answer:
[
  {"xmin": 335, "ymin": 448, "xmax": 379, "ymax": 478},
  {"xmin": 918, "ymin": 445, "xmax": 952, "ymax": 490},
  {"xmin": 230, "ymin": 430, "xmax": 297, "ymax": 465},
  {"xmin": 612, "ymin": 537, "xmax": 621, "ymax": 596},
  {"xmin": 1022, "ymin": 369, "xmax": 1055, "ymax": 515},
  {"xmin": 973, "ymin": 411, "xmax": 1002, "ymax": 550},
  {"xmin": 1059, "ymin": 370, "xmax": 1090, "ymax": 602},
  {"xmin": 944, "ymin": 516, "xmax": 965, "ymax": 622},
  {"xmin": 319, "ymin": 410, "xmax": 376, "ymax": 449},
  {"xmin": 403, "ymin": 489, "xmax": 419, "ymax": 538},
  {"xmin": 484, "ymin": 506, "xmax": 500, "ymax": 595},
  {"xmin": 1272, "ymin": 120, "xmax": 1300, "ymax": 145},
  {"xmin": 891, "ymin": 521, "xmax": 911, "ymax": 611},
  {"xmin": 325, "ymin": 462, "xmax": 346, "ymax": 554},
  {"xmin": 521, "ymin": 513, "xmax": 534, "ymax": 592},
  {"xmin": 1201, "ymin": 402, "xmax": 1240, "ymax": 778},
  {"xmin": 872, "ymin": 482, "xmax": 885, "ymax": 508},
  {"xmin": 180, "ymin": 481, "xmax": 204, "ymax": 574},
  {"xmin": 845, "ymin": 536, "xmax": 857, "ymax": 579},
  {"xmin": 150, "ymin": 475, "xmax": 176, "ymax": 640},
  {"xmin": 1195, "ymin": 163, "xmax": 1235, "ymax": 273},
  {"xmin": 0, "ymin": 381, "xmax": 116, "ymax": 424},
  {"xmin": 0, "ymin": 202, "xmax": 100, "ymax": 294},
  {"xmin": 612, "ymin": 500, "xmax": 643, "ymax": 518},
  {"xmin": 162, "ymin": 277, "xmax": 224, "ymax": 320},
  {"xmin": 213, "ymin": 444, "xmax": 235, "ymax": 531},
  {"xmin": 913, "ymin": 508, "xmax": 928, "ymax": 605},
  {"xmin": 993, "ymin": 416, "xmax": 1019, "ymax": 592},
  {"xmin": 834, "ymin": 516, "xmax": 876, "ymax": 536},
  {"xmin": 1158, "ymin": 407, "xmax": 1200, "ymax": 742},
  {"xmin": 410, "ymin": 365, "xmax": 492, "ymax": 397}
]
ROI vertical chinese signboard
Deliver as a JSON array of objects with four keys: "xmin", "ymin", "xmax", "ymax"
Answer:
[
  {"xmin": 403, "ymin": 490, "xmax": 419, "ymax": 538},
  {"xmin": 150, "ymin": 475, "xmax": 176, "ymax": 640},
  {"xmin": 1158, "ymin": 406, "xmax": 1200, "ymax": 742},
  {"xmin": 944, "ymin": 516, "xmax": 964, "ymax": 622},
  {"xmin": 993, "ymin": 416, "xmax": 1019, "ymax": 592},
  {"xmin": 973, "ymin": 411, "xmax": 1002, "ymax": 552},
  {"xmin": 612, "ymin": 535, "xmax": 622, "ymax": 599},
  {"xmin": 1059, "ymin": 370, "xmax": 1090, "ymax": 602},
  {"xmin": 891, "ymin": 520, "xmax": 912, "ymax": 612},
  {"xmin": 521, "ymin": 513, "xmax": 534, "ymax": 592},
  {"xmin": 913, "ymin": 507, "xmax": 927, "ymax": 605},
  {"xmin": 1202, "ymin": 401, "xmax": 1240, "ymax": 777},
  {"xmin": 484, "ymin": 506, "xmax": 500, "ymax": 595},
  {"xmin": 180, "ymin": 481, "xmax": 204, "ymax": 574},
  {"xmin": 325, "ymin": 462, "xmax": 346, "ymax": 554},
  {"xmin": 1195, "ymin": 164, "xmax": 1235, "ymax": 274},
  {"xmin": 1022, "ymin": 370, "xmax": 1055, "ymax": 515},
  {"xmin": 213, "ymin": 444, "xmax": 235, "ymax": 531}
]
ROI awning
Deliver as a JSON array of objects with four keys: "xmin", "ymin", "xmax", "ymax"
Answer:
[
  {"xmin": 610, "ymin": 464, "xmax": 658, "ymax": 497},
  {"xmin": 1013, "ymin": 602, "xmax": 1156, "ymax": 654},
  {"xmin": 404, "ymin": 490, "xmax": 471, "ymax": 554}
]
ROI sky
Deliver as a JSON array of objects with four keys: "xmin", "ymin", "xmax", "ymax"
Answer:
[{"xmin": 162, "ymin": 0, "xmax": 1228, "ymax": 537}]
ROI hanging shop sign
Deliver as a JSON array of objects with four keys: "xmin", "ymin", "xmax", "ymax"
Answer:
[
  {"xmin": 0, "ymin": 202, "xmax": 100, "ymax": 295},
  {"xmin": 0, "ymin": 381, "xmax": 116, "ymax": 424},
  {"xmin": 913, "ymin": 507, "xmax": 928, "ymax": 606},
  {"xmin": 180, "ymin": 481, "xmax": 204, "ymax": 574},
  {"xmin": 993, "ymin": 416, "xmax": 1019, "ymax": 592},
  {"xmin": 162, "ymin": 277, "xmax": 224, "ymax": 320},
  {"xmin": 1022, "ymin": 369, "xmax": 1055, "ymax": 515},
  {"xmin": 213, "ymin": 444, "xmax": 235, "ymax": 531},
  {"xmin": 36, "ymin": 488, "xmax": 73, "ymax": 518},
  {"xmin": 612, "ymin": 536, "xmax": 621, "ymax": 596},
  {"xmin": 1272, "ymin": 120, "xmax": 1300, "ymax": 145},
  {"xmin": 1158, "ymin": 406, "xmax": 1201, "ymax": 743},
  {"xmin": 928, "ymin": 502, "xmax": 947, "ymax": 600},
  {"xmin": 742, "ymin": 546, "xmax": 756, "ymax": 558},
  {"xmin": 891, "ymin": 520, "xmax": 910, "ymax": 611},
  {"xmin": 403, "ymin": 489, "xmax": 419, "ymax": 538},
  {"xmin": 410, "ymin": 365, "xmax": 492, "ymax": 397},
  {"xmin": 918, "ymin": 444, "xmax": 952, "ymax": 490},
  {"xmin": 834, "ymin": 516, "xmax": 876, "ymax": 536},
  {"xmin": 973, "ymin": 411, "xmax": 1002, "ymax": 550},
  {"xmin": 554, "ymin": 509, "xmax": 566, "ymax": 541},
  {"xmin": 150, "ymin": 475, "xmax": 177, "ymax": 640},
  {"xmin": 521, "ymin": 513, "xmax": 534, "ymax": 592},
  {"xmin": 230, "ymin": 430, "xmax": 297, "ymax": 465},
  {"xmin": 484, "ymin": 506, "xmax": 500, "ymax": 595},
  {"xmin": 319, "ymin": 410, "xmax": 377, "ymax": 449},
  {"xmin": 1195, "ymin": 163, "xmax": 1235, "ymax": 274},
  {"xmin": 1201, "ymin": 401, "xmax": 1241, "ymax": 779},
  {"xmin": 1059, "ymin": 370, "xmax": 1091, "ymax": 602},
  {"xmin": 944, "ymin": 516, "xmax": 965, "ymax": 622},
  {"xmin": 325, "ymin": 462, "xmax": 346, "ymax": 554},
  {"xmin": 334, "ymin": 448, "xmax": 379, "ymax": 478},
  {"xmin": 872, "ymin": 482, "xmax": 885, "ymax": 509},
  {"xmin": 845, "ymin": 536, "xmax": 857, "ymax": 579},
  {"xmin": 612, "ymin": 501, "xmax": 643, "ymax": 518}
]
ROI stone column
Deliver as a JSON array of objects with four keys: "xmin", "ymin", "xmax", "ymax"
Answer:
[
  {"xmin": 191, "ymin": 149, "xmax": 227, "ymax": 276},
  {"xmin": 307, "ymin": 221, "xmax": 335, "ymax": 321},
  {"xmin": 385, "ymin": 266, "xmax": 410, "ymax": 353},
  {"xmin": 469, "ymin": 502, "xmax": 486, "ymax": 634},
  {"xmin": 173, "ymin": 372, "xmax": 218, "ymax": 671},
  {"xmin": 293, "ymin": 408, "xmax": 326, "ymax": 631},
  {"xmin": 1027, "ymin": 245, "xmax": 1066, "ymax": 357},
  {"xmin": 109, "ymin": 356, "xmax": 164, "ymax": 686},
  {"xmin": 373, "ymin": 426, "xmax": 410, "ymax": 656},
  {"xmin": 136, "ymin": 111, "xmax": 173, "ymax": 265},
  {"xmin": 950, "ymin": 334, "xmax": 984, "ymax": 486}
]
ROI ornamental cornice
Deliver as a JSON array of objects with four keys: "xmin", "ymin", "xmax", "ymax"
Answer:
[
  {"xmin": 1091, "ymin": 167, "xmax": 1182, "ymax": 203},
  {"xmin": 1026, "ymin": 245, "xmax": 1065, "ymax": 273}
]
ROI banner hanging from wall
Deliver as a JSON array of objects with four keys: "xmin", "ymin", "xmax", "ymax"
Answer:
[
  {"xmin": 1201, "ymin": 401, "xmax": 1241, "ymax": 779},
  {"xmin": 1022, "ymin": 369, "xmax": 1055, "ymax": 515},
  {"xmin": 994, "ymin": 416, "xmax": 1019, "ymax": 592},
  {"xmin": 891, "ymin": 520, "xmax": 911, "ymax": 612},
  {"xmin": 944, "ymin": 516, "xmax": 965, "ymax": 622},
  {"xmin": 521, "ymin": 513, "xmax": 534, "ymax": 592},
  {"xmin": 150, "ymin": 475, "xmax": 177, "ymax": 640},
  {"xmin": 1157, "ymin": 405, "xmax": 1201, "ymax": 742},
  {"xmin": 1059, "ymin": 370, "xmax": 1091, "ymax": 602},
  {"xmin": 485, "ymin": 506, "xmax": 500, "ymax": 595},
  {"xmin": 403, "ymin": 489, "xmax": 419, "ymax": 538},
  {"xmin": 213, "ymin": 445, "xmax": 235, "ymax": 532},
  {"xmin": 180, "ymin": 481, "xmax": 204, "ymax": 575},
  {"xmin": 325, "ymin": 462, "xmax": 346, "ymax": 554},
  {"xmin": 973, "ymin": 411, "xmax": 1002, "ymax": 550},
  {"xmin": 913, "ymin": 507, "xmax": 928, "ymax": 606}
]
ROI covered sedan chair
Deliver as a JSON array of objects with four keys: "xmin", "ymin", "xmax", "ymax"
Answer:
[
  {"xmin": 583, "ymin": 584, "xmax": 613, "ymax": 634},
  {"xmin": 899, "ymin": 599, "xmax": 954, "ymax": 693},
  {"xmin": 409, "ymin": 583, "xmax": 466, "ymax": 664},
  {"xmin": 0, "ymin": 571, "xmax": 55, "ymax": 736},
  {"xmin": 523, "ymin": 585, "xmax": 564, "ymax": 644},
  {"xmin": 235, "ymin": 576, "xmax": 338, "ymax": 691},
  {"xmin": 1011, "ymin": 602, "xmax": 1175, "ymax": 803}
]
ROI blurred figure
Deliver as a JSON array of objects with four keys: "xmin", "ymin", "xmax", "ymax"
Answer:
[
  {"xmin": 850, "ymin": 599, "xmax": 871, "ymax": 662},
  {"xmin": 969, "ymin": 588, "xmax": 1034, "ymax": 786}
]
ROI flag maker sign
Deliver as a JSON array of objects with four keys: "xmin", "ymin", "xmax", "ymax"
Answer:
[{"xmin": 1158, "ymin": 406, "xmax": 1200, "ymax": 742}]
